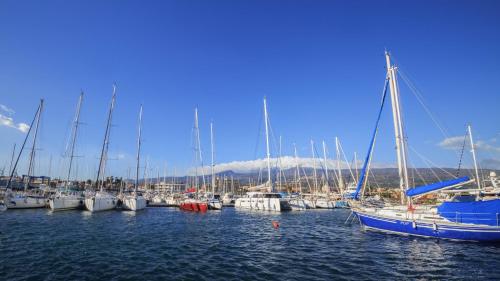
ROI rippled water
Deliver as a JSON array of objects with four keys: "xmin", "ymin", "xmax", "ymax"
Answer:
[{"xmin": 1, "ymin": 207, "xmax": 499, "ymax": 280}]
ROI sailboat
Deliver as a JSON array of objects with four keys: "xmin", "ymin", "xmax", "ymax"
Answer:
[
  {"xmin": 50, "ymin": 93, "xmax": 85, "ymax": 211},
  {"xmin": 207, "ymin": 121, "xmax": 223, "ymax": 210},
  {"xmin": 5, "ymin": 99, "xmax": 47, "ymax": 209},
  {"xmin": 179, "ymin": 108, "xmax": 208, "ymax": 212},
  {"xmin": 234, "ymin": 97, "xmax": 292, "ymax": 212},
  {"xmin": 314, "ymin": 141, "xmax": 335, "ymax": 209},
  {"xmin": 288, "ymin": 144, "xmax": 307, "ymax": 211},
  {"xmin": 84, "ymin": 86, "xmax": 118, "ymax": 212},
  {"xmin": 351, "ymin": 51, "xmax": 500, "ymax": 242},
  {"xmin": 122, "ymin": 105, "xmax": 147, "ymax": 211}
]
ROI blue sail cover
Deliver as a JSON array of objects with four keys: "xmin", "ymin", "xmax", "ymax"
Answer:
[
  {"xmin": 352, "ymin": 79, "xmax": 389, "ymax": 200},
  {"xmin": 405, "ymin": 176, "xmax": 470, "ymax": 197},
  {"xmin": 438, "ymin": 198, "xmax": 500, "ymax": 226}
]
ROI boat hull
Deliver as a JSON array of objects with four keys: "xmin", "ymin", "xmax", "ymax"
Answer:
[
  {"xmin": 122, "ymin": 196, "xmax": 147, "ymax": 211},
  {"xmin": 179, "ymin": 202, "xmax": 208, "ymax": 212},
  {"xmin": 6, "ymin": 195, "xmax": 46, "ymax": 209},
  {"xmin": 49, "ymin": 196, "xmax": 83, "ymax": 211},
  {"xmin": 315, "ymin": 198, "xmax": 335, "ymax": 209},
  {"xmin": 234, "ymin": 197, "xmax": 284, "ymax": 211},
  {"xmin": 85, "ymin": 196, "xmax": 117, "ymax": 212},
  {"xmin": 208, "ymin": 200, "xmax": 223, "ymax": 210},
  {"xmin": 355, "ymin": 210, "xmax": 500, "ymax": 242}
]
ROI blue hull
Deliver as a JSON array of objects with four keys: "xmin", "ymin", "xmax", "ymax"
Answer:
[{"xmin": 355, "ymin": 211, "xmax": 500, "ymax": 242}]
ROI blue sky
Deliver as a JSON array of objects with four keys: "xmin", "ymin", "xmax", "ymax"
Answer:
[{"xmin": 0, "ymin": 0, "xmax": 499, "ymax": 179}]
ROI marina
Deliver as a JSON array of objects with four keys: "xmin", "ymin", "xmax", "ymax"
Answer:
[{"xmin": 1, "ymin": 1, "xmax": 500, "ymax": 280}]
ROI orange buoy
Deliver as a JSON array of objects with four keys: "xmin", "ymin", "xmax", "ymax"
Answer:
[{"xmin": 272, "ymin": 221, "xmax": 280, "ymax": 229}]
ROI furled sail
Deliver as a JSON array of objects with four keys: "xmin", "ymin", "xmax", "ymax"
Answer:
[{"xmin": 405, "ymin": 176, "xmax": 471, "ymax": 197}]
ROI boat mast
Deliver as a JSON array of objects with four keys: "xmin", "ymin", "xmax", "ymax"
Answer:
[
  {"xmin": 385, "ymin": 51, "xmax": 410, "ymax": 205},
  {"xmin": 66, "ymin": 93, "xmax": 83, "ymax": 190},
  {"xmin": 322, "ymin": 140, "xmax": 330, "ymax": 193},
  {"xmin": 96, "ymin": 85, "xmax": 116, "ymax": 192},
  {"xmin": 26, "ymin": 99, "xmax": 44, "ymax": 191},
  {"xmin": 193, "ymin": 108, "xmax": 206, "ymax": 193},
  {"xmin": 311, "ymin": 140, "xmax": 318, "ymax": 194},
  {"xmin": 210, "ymin": 121, "xmax": 215, "ymax": 193},
  {"xmin": 354, "ymin": 152, "xmax": 359, "ymax": 182},
  {"xmin": 293, "ymin": 143, "xmax": 302, "ymax": 194},
  {"xmin": 263, "ymin": 97, "xmax": 272, "ymax": 192},
  {"xmin": 8, "ymin": 143, "xmax": 16, "ymax": 177},
  {"xmin": 335, "ymin": 137, "xmax": 344, "ymax": 192},
  {"xmin": 135, "ymin": 105, "xmax": 143, "ymax": 193},
  {"xmin": 467, "ymin": 125, "xmax": 482, "ymax": 192},
  {"xmin": 278, "ymin": 135, "xmax": 282, "ymax": 190}
]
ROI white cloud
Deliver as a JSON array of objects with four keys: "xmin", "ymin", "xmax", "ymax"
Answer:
[
  {"xmin": 189, "ymin": 156, "xmax": 394, "ymax": 175},
  {"xmin": 0, "ymin": 113, "xmax": 30, "ymax": 133},
  {"xmin": 439, "ymin": 136, "xmax": 500, "ymax": 153},
  {"xmin": 0, "ymin": 103, "xmax": 30, "ymax": 133}
]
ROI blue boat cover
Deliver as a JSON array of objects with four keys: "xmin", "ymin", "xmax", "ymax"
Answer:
[
  {"xmin": 405, "ymin": 176, "xmax": 470, "ymax": 197},
  {"xmin": 353, "ymin": 79, "xmax": 389, "ymax": 200},
  {"xmin": 438, "ymin": 198, "xmax": 500, "ymax": 226}
]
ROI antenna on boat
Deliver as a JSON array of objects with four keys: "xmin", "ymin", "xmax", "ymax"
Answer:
[
  {"xmin": 263, "ymin": 97, "xmax": 272, "ymax": 192},
  {"xmin": 385, "ymin": 51, "xmax": 410, "ymax": 205},
  {"xmin": 467, "ymin": 125, "xmax": 482, "ymax": 193}
]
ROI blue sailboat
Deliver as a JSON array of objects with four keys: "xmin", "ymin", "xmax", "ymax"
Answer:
[{"xmin": 350, "ymin": 52, "xmax": 500, "ymax": 242}]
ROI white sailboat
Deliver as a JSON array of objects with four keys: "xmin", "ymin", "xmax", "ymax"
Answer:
[
  {"xmin": 50, "ymin": 93, "xmax": 85, "ymax": 211},
  {"xmin": 207, "ymin": 121, "xmax": 222, "ymax": 210},
  {"xmin": 85, "ymin": 86, "xmax": 118, "ymax": 212},
  {"xmin": 235, "ymin": 97, "xmax": 291, "ymax": 212},
  {"xmin": 5, "ymin": 99, "xmax": 47, "ymax": 209},
  {"xmin": 122, "ymin": 105, "xmax": 147, "ymax": 211},
  {"xmin": 288, "ymin": 143, "xmax": 306, "ymax": 211}
]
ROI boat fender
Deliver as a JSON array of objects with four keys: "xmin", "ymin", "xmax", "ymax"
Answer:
[
  {"xmin": 433, "ymin": 222, "xmax": 438, "ymax": 231},
  {"xmin": 412, "ymin": 221, "xmax": 417, "ymax": 229},
  {"xmin": 24, "ymin": 198, "xmax": 28, "ymax": 204},
  {"xmin": 272, "ymin": 221, "xmax": 280, "ymax": 229}
]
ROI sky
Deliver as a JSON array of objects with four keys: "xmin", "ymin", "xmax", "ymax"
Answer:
[{"xmin": 0, "ymin": 0, "xmax": 499, "ymax": 180}]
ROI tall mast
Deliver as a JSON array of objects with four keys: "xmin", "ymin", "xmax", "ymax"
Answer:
[
  {"xmin": 8, "ymin": 143, "xmax": 16, "ymax": 177},
  {"xmin": 193, "ymin": 108, "xmax": 206, "ymax": 193},
  {"xmin": 385, "ymin": 51, "xmax": 410, "ymax": 204},
  {"xmin": 96, "ymin": 85, "xmax": 116, "ymax": 192},
  {"xmin": 467, "ymin": 125, "xmax": 482, "ymax": 192},
  {"xmin": 210, "ymin": 121, "xmax": 215, "ymax": 193},
  {"xmin": 354, "ymin": 152, "xmax": 359, "ymax": 182},
  {"xmin": 26, "ymin": 99, "xmax": 44, "ymax": 191},
  {"xmin": 135, "ymin": 105, "xmax": 143, "ymax": 193},
  {"xmin": 335, "ymin": 137, "xmax": 344, "ymax": 191},
  {"xmin": 311, "ymin": 140, "xmax": 318, "ymax": 193},
  {"xmin": 293, "ymin": 143, "xmax": 302, "ymax": 193},
  {"xmin": 263, "ymin": 97, "xmax": 272, "ymax": 192},
  {"xmin": 66, "ymin": 92, "xmax": 83, "ymax": 189},
  {"xmin": 278, "ymin": 135, "xmax": 282, "ymax": 189},
  {"xmin": 322, "ymin": 140, "xmax": 329, "ymax": 191}
]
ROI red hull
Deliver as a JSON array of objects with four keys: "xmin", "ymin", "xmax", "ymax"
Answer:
[{"xmin": 179, "ymin": 201, "xmax": 208, "ymax": 212}]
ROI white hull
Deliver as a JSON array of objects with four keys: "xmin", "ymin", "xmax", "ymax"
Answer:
[
  {"xmin": 289, "ymin": 198, "xmax": 307, "ymax": 211},
  {"xmin": 235, "ymin": 197, "xmax": 283, "ymax": 212},
  {"xmin": 49, "ymin": 196, "xmax": 83, "ymax": 211},
  {"xmin": 85, "ymin": 193, "xmax": 117, "ymax": 212},
  {"xmin": 6, "ymin": 195, "xmax": 46, "ymax": 209},
  {"xmin": 208, "ymin": 199, "xmax": 223, "ymax": 210},
  {"xmin": 315, "ymin": 198, "xmax": 335, "ymax": 209},
  {"xmin": 122, "ymin": 196, "xmax": 147, "ymax": 211},
  {"xmin": 303, "ymin": 199, "xmax": 317, "ymax": 209}
]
